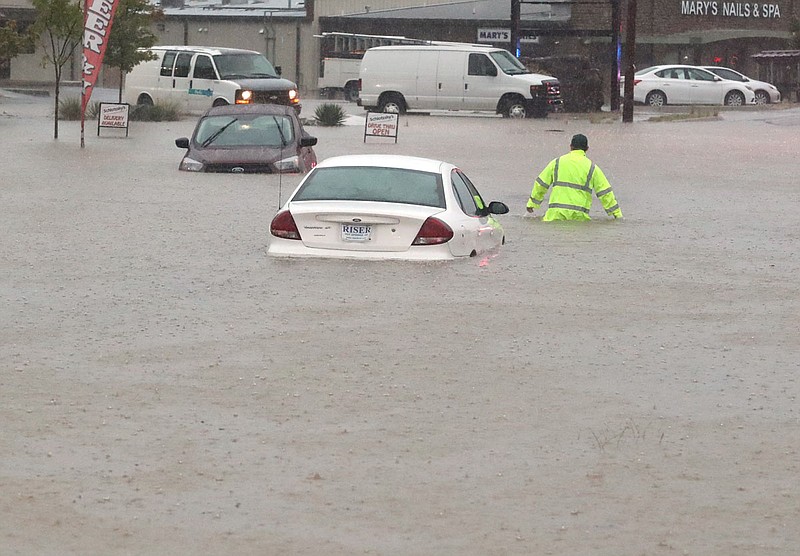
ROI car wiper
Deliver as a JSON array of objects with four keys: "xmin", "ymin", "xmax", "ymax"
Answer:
[
  {"xmin": 272, "ymin": 116, "xmax": 288, "ymax": 147},
  {"xmin": 201, "ymin": 118, "xmax": 238, "ymax": 147},
  {"xmin": 249, "ymin": 73, "xmax": 277, "ymax": 78}
]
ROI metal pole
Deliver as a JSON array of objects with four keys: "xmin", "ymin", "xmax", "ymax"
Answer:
[
  {"xmin": 511, "ymin": 0, "xmax": 520, "ymax": 57},
  {"xmin": 622, "ymin": 0, "xmax": 637, "ymax": 123}
]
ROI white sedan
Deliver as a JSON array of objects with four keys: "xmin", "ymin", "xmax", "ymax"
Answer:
[
  {"xmin": 268, "ymin": 154, "xmax": 508, "ymax": 260},
  {"xmin": 701, "ymin": 66, "xmax": 781, "ymax": 104},
  {"xmin": 625, "ymin": 65, "xmax": 756, "ymax": 107}
]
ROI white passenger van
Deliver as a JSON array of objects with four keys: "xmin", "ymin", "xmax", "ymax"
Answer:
[
  {"xmin": 123, "ymin": 46, "xmax": 301, "ymax": 114},
  {"xmin": 358, "ymin": 44, "xmax": 562, "ymax": 118}
]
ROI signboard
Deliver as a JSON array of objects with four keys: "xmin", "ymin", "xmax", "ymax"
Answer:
[
  {"xmin": 364, "ymin": 112, "xmax": 399, "ymax": 143},
  {"xmin": 478, "ymin": 28, "xmax": 511, "ymax": 43},
  {"xmin": 679, "ymin": 2, "xmax": 782, "ymax": 17},
  {"xmin": 97, "ymin": 102, "xmax": 130, "ymax": 136},
  {"xmin": 478, "ymin": 28, "xmax": 540, "ymax": 44}
]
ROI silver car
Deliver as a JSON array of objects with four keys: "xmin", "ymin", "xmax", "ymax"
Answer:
[{"xmin": 701, "ymin": 66, "xmax": 781, "ymax": 105}]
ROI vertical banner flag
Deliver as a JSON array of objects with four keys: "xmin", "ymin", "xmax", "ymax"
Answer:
[{"xmin": 81, "ymin": 0, "xmax": 120, "ymax": 114}]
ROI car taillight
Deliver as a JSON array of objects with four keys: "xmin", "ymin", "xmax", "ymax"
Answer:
[
  {"xmin": 633, "ymin": 79, "xmax": 642, "ymax": 86},
  {"xmin": 412, "ymin": 217, "xmax": 453, "ymax": 246},
  {"xmin": 357, "ymin": 78, "xmax": 362, "ymax": 91},
  {"xmin": 270, "ymin": 210, "xmax": 301, "ymax": 240}
]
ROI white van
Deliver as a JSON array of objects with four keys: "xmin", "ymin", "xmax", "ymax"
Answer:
[
  {"xmin": 123, "ymin": 46, "xmax": 301, "ymax": 114},
  {"xmin": 358, "ymin": 44, "xmax": 562, "ymax": 118}
]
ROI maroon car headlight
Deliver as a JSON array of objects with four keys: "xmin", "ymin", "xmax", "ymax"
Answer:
[
  {"xmin": 274, "ymin": 155, "xmax": 301, "ymax": 173},
  {"xmin": 179, "ymin": 156, "xmax": 204, "ymax": 172}
]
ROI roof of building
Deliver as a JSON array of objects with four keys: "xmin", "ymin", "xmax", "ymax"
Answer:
[{"xmin": 322, "ymin": 0, "xmax": 571, "ymax": 23}]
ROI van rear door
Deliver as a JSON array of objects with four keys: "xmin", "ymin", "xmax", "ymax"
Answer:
[{"xmin": 171, "ymin": 51, "xmax": 193, "ymax": 110}]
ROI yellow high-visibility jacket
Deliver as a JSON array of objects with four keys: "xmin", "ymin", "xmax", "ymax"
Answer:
[{"xmin": 527, "ymin": 149, "xmax": 622, "ymax": 221}]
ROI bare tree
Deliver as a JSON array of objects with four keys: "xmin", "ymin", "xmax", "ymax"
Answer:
[{"xmin": 31, "ymin": 0, "xmax": 82, "ymax": 139}]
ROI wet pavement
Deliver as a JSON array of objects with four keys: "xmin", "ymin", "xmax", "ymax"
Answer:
[{"xmin": 2, "ymin": 89, "xmax": 800, "ymax": 554}]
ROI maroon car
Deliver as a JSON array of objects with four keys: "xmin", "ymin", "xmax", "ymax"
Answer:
[{"xmin": 175, "ymin": 104, "xmax": 317, "ymax": 174}]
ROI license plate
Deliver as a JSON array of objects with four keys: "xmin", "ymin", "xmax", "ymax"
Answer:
[{"xmin": 341, "ymin": 224, "xmax": 371, "ymax": 242}]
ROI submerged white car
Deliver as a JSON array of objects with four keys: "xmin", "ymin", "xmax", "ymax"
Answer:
[
  {"xmin": 701, "ymin": 66, "xmax": 781, "ymax": 104},
  {"xmin": 268, "ymin": 154, "xmax": 508, "ymax": 260},
  {"xmin": 625, "ymin": 65, "xmax": 756, "ymax": 107}
]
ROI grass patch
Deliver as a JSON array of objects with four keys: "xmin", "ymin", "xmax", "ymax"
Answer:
[{"xmin": 647, "ymin": 106, "xmax": 719, "ymax": 122}]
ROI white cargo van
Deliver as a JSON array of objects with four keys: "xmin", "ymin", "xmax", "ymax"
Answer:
[
  {"xmin": 358, "ymin": 44, "xmax": 562, "ymax": 118},
  {"xmin": 123, "ymin": 46, "xmax": 301, "ymax": 114}
]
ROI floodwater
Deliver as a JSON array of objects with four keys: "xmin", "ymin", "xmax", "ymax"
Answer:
[{"xmin": 2, "ymin": 91, "xmax": 800, "ymax": 554}]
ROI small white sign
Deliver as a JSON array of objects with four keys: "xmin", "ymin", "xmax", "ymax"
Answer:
[
  {"xmin": 98, "ymin": 102, "xmax": 130, "ymax": 136},
  {"xmin": 364, "ymin": 112, "xmax": 399, "ymax": 143}
]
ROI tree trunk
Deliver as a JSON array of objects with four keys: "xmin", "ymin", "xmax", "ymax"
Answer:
[
  {"xmin": 118, "ymin": 68, "xmax": 123, "ymax": 103},
  {"xmin": 53, "ymin": 66, "xmax": 61, "ymax": 139}
]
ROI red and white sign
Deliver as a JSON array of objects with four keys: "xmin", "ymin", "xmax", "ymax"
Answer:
[
  {"xmin": 81, "ymin": 0, "xmax": 120, "ymax": 114},
  {"xmin": 364, "ymin": 112, "xmax": 399, "ymax": 143}
]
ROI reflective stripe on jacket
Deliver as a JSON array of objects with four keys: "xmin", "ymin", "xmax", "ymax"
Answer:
[{"xmin": 527, "ymin": 150, "xmax": 622, "ymax": 221}]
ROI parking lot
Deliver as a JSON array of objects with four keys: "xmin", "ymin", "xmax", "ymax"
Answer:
[{"xmin": 2, "ymin": 90, "xmax": 800, "ymax": 554}]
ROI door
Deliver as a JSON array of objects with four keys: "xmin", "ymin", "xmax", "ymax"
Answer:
[
  {"xmin": 156, "ymin": 51, "xmax": 178, "ymax": 103},
  {"xmin": 189, "ymin": 54, "xmax": 218, "ymax": 110},
  {"xmin": 435, "ymin": 51, "xmax": 465, "ymax": 110},
  {"xmin": 414, "ymin": 51, "xmax": 439, "ymax": 109},
  {"xmin": 450, "ymin": 169, "xmax": 500, "ymax": 255},
  {"xmin": 463, "ymin": 52, "xmax": 499, "ymax": 110},
  {"xmin": 658, "ymin": 68, "xmax": 692, "ymax": 104},
  {"xmin": 686, "ymin": 67, "xmax": 722, "ymax": 104},
  {"xmin": 171, "ymin": 51, "xmax": 194, "ymax": 110}
]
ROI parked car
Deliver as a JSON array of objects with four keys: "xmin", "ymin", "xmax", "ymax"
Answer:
[
  {"xmin": 701, "ymin": 66, "xmax": 781, "ymax": 104},
  {"xmin": 268, "ymin": 154, "xmax": 509, "ymax": 260},
  {"xmin": 175, "ymin": 104, "xmax": 317, "ymax": 174},
  {"xmin": 622, "ymin": 65, "xmax": 756, "ymax": 107}
]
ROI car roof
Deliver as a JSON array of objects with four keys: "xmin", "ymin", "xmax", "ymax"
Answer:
[
  {"xmin": 315, "ymin": 154, "xmax": 449, "ymax": 174},
  {"xmin": 202, "ymin": 104, "xmax": 297, "ymax": 118}
]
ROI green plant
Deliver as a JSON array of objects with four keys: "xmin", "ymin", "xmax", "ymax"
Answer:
[
  {"xmin": 57, "ymin": 97, "xmax": 100, "ymax": 120},
  {"xmin": 314, "ymin": 103, "xmax": 347, "ymax": 126},
  {"xmin": 130, "ymin": 100, "xmax": 182, "ymax": 121}
]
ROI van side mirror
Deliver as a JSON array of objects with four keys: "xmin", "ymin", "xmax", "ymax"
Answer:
[
  {"xmin": 175, "ymin": 137, "xmax": 190, "ymax": 149},
  {"xmin": 274, "ymin": 65, "xmax": 282, "ymax": 76}
]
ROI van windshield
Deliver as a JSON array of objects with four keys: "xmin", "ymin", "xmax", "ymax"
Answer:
[
  {"xmin": 490, "ymin": 50, "xmax": 530, "ymax": 75},
  {"xmin": 214, "ymin": 53, "xmax": 278, "ymax": 79}
]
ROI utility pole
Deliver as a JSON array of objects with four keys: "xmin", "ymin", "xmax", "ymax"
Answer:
[
  {"xmin": 622, "ymin": 0, "xmax": 637, "ymax": 123},
  {"xmin": 610, "ymin": 0, "xmax": 620, "ymax": 111},
  {"xmin": 510, "ymin": 0, "xmax": 521, "ymax": 57}
]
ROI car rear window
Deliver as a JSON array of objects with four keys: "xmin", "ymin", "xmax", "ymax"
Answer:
[{"xmin": 292, "ymin": 167, "xmax": 445, "ymax": 208}]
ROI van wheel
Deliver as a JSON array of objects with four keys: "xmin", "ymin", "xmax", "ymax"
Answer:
[
  {"xmin": 137, "ymin": 94, "xmax": 154, "ymax": 106},
  {"xmin": 212, "ymin": 98, "xmax": 229, "ymax": 107},
  {"xmin": 378, "ymin": 93, "xmax": 405, "ymax": 114},
  {"xmin": 502, "ymin": 96, "xmax": 527, "ymax": 118},
  {"xmin": 344, "ymin": 82, "xmax": 359, "ymax": 102}
]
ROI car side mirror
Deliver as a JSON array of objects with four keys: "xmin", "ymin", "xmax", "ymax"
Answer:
[
  {"xmin": 175, "ymin": 137, "xmax": 190, "ymax": 149},
  {"xmin": 488, "ymin": 201, "xmax": 509, "ymax": 215},
  {"xmin": 714, "ymin": 76, "xmax": 722, "ymax": 81},
  {"xmin": 274, "ymin": 65, "xmax": 282, "ymax": 76},
  {"xmin": 300, "ymin": 136, "xmax": 318, "ymax": 147}
]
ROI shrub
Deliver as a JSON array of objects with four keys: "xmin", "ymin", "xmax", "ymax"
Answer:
[
  {"xmin": 130, "ymin": 100, "xmax": 182, "ymax": 121},
  {"xmin": 314, "ymin": 103, "xmax": 347, "ymax": 126},
  {"xmin": 57, "ymin": 97, "xmax": 100, "ymax": 120}
]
